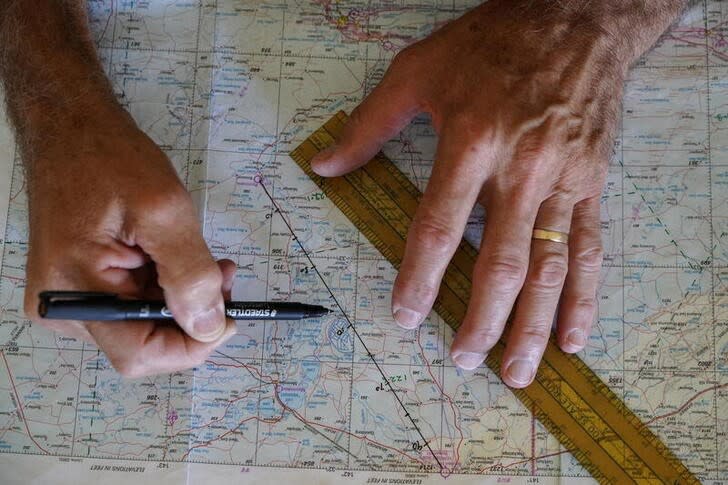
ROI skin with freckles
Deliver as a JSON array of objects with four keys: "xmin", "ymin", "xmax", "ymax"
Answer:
[
  {"xmin": 311, "ymin": 0, "xmax": 687, "ymax": 388},
  {"xmin": 1, "ymin": 1, "xmax": 235, "ymax": 378},
  {"xmin": 0, "ymin": 0, "xmax": 686, "ymax": 382},
  {"xmin": 22, "ymin": 112, "xmax": 239, "ymax": 378}
]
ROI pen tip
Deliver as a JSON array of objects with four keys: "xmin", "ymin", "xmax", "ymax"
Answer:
[{"xmin": 317, "ymin": 307, "xmax": 333, "ymax": 318}]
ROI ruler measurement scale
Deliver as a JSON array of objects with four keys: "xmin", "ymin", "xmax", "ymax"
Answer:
[{"xmin": 289, "ymin": 111, "xmax": 698, "ymax": 483}]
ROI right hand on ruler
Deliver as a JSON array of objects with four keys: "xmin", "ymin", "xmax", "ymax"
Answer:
[
  {"xmin": 22, "ymin": 108, "xmax": 237, "ymax": 377},
  {"xmin": 311, "ymin": 0, "xmax": 682, "ymax": 387}
]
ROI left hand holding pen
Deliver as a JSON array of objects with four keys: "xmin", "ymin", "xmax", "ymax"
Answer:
[{"xmin": 312, "ymin": 0, "xmax": 685, "ymax": 387}]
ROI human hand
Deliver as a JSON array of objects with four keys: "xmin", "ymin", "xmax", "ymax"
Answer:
[
  {"xmin": 312, "ymin": 1, "xmax": 684, "ymax": 387},
  {"xmin": 23, "ymin": 108, "xmax": 236, "ymax": 378}
]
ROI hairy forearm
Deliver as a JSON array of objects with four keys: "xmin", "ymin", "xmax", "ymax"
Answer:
[
  {"xmin": 594, "ymin": 0, "xmax": 691, "ymax": 63},
  {"xmin": 0, "ymin": 0, "xmax": 122, "ymax": 160},
  {"xmin": 511, "ymin": 1, "xmax": 690, "ymax": 67}
]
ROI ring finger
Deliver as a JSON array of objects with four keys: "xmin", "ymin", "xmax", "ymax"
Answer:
[{"xmin": 501, "ymin": 196, "xmax": 573, "ymax": 388}]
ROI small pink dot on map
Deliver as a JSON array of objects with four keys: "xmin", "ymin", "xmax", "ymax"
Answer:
[{"xmin": 167, "ymin": 409, "xmax": 178, "ymax": 426}]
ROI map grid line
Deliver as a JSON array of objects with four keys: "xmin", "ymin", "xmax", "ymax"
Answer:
[{"xmin": 703, "ymin": 1, "xmax": 718, "ymax": 478}]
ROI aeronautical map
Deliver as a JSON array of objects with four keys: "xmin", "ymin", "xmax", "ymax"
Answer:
[{"xmin": 0, "ymin": 1, "xmax": 726, "ymax": 483}]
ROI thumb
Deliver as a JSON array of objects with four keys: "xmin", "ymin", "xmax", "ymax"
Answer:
[
  {"xmin": 311, "ymin": 61, "xmax": 421, "ymax": 177},
  {"xmin": 135, "ymin": 190, "xmax": 226, "ymax": 342}
]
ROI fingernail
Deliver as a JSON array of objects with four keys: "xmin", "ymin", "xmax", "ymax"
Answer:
[
  {"xmin": 565, "ymin": 328, "xmax": 586, "ymax": 351},
  {"xmin": 451, "ymin": 351, "xmax": 486, "ymax": 370},
  {"xmin": 393, "ymin": 307, "xmax": 424, "ymax": 329},
  {"xmin": 506, "ymin": 359, "xmax": 535, "ymax": 386},
  {"xmin": 192, "ymin": 307, "xmax": 226, "ymax": 342}
]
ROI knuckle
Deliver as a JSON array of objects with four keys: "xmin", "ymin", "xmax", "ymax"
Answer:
[
  {"xmin": 518, "ymin": 322, "xmax": 551, "ymax": 342},
  {"xmin": 193, "ymin": 264, "xmax": 224, "ymax": 287},
  {"xmin": 192, "ymin": 265, "xmax": 224, "ymax": 292},
  {"xmin": 138, "ymin": 184, "xmax": 192, "ymax": 222},
  {"xmin": 395, "ymin": 276, "xmax": 439, "ymax": 306},
  {"xmin": 517, "ymin": 141, "xmax": 550, "ymax": 165},
  {"xmin": 513, "ymin": 126, "xmax": 558, "ymax": 163},
  {"xmin": 466, "ymin": 325, "xmax": 503, "ymax": 350},
  {"xmin": 494, "ymin": 187, "xmax": 538, "ymax": 217},
  {"xmin": 486, "ymin": 256, "xmax": 528, "ymax": 293},
  {"xmin": 112, "ymin": 357, "xmax": 146, "ymax": 379},
  {"xmin": 348, "ymin": 103, "xmax": 407, "ymax": 144},
  {"xmin": 530, "ymin": 252, "xmax": 568, "ymax": 291},
  {"xmin": 579, "ymin": 168, "xmax": 608, "ymax": 195},
  {"xmin": 411, "ymin": 218, "xmax": 458, "ymax": 256},
  {"xmin": 347, "ymin": 104, "xmax": 367, "ymax": 128},
  {"xmin": 391, "ymin": 45, "xmax": 420, "ymax": 68},
  {"xmin": 170, "ymin": 273, "xmax": 222, "ymax": 314},
  {"xmin": 165, "ymin": 256, "xmax": 223, "ymax": 291},
  {"xmin": 574, "ymin": 244, "xmax": 603, "ymax": 272},
  {"xmin": 571, "ymin": 296, "xmax": 597, "ymax": 318}
]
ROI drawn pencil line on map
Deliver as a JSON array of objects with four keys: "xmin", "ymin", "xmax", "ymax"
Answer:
[{"xmin": 256, "ymin": 177, "xmax": 446, "ymax": 473}]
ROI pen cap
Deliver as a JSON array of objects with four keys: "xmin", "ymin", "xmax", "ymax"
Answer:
[{"xmin": 38, "ymin": 292, "xmax": 128, "ymax": 321}]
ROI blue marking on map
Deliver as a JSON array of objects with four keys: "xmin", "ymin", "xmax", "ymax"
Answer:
[
  {"xmin": 278, "ymin": 360, "xmax": 320, "ymax": 409},
  {"xmin": 259, "ymin": 397, "xmax": 277, "ymax": 418},
  {"xmin": 301, "ymin": 360, "xmax": 319, "ymax": 382},
  {"xmin": 328, "ymin": 318, "xmax": 354, "ymax": 354},
  {"xmin": 279, "ymin": 385, "xmax": 306, "ymax": 409},
  {"xmin": 224, "ymin": 404, "xmax": 244, "ymax": 428}
]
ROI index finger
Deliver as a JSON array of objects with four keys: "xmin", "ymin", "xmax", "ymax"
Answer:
[
  {"xmin": 87, "ymin": 319, "xmax": 236, "ymax": 378},
  {"xmin": 311, "ymin": 47, "xmax": 422, "ymax": 177}
]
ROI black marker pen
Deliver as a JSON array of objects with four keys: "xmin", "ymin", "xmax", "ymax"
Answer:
[{"xmin": 38, "ymin": 291, "xmax": 331, "ymax": 321}]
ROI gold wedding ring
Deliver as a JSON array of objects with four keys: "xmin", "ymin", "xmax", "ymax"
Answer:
[{"xmin": 532, "ymin": 228, "xmax": 569, "ymax": 244}]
